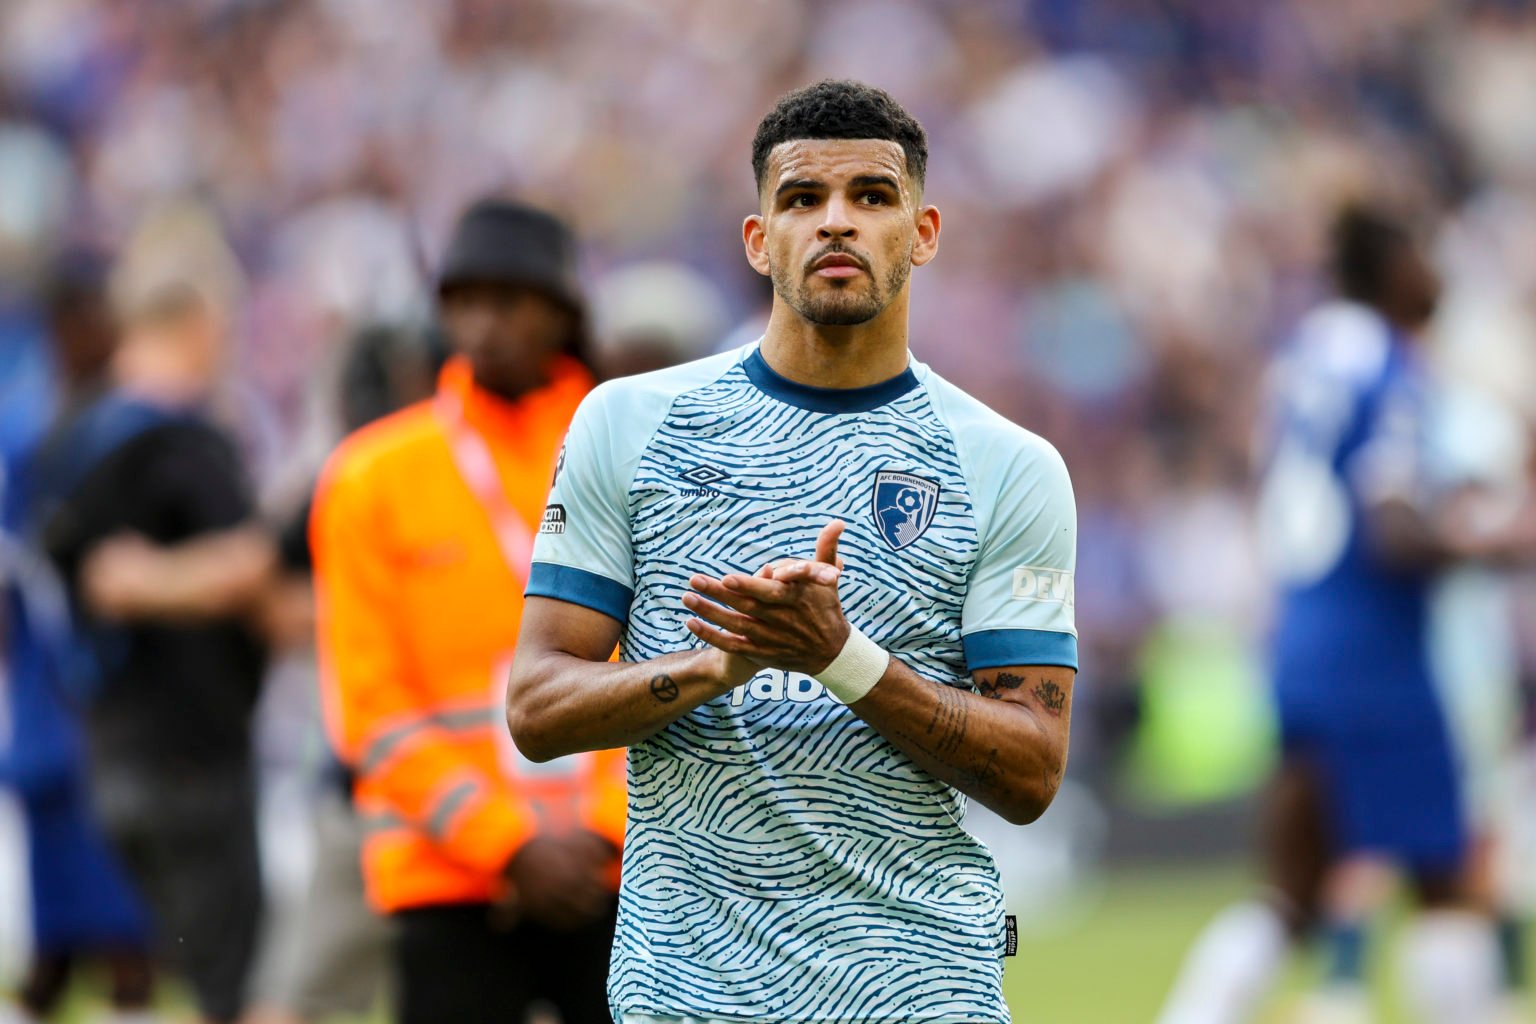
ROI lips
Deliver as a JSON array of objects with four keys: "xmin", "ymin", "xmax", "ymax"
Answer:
[{"xmin": 810, "ymin": 251, "xmax": 867, "ymax": 277}]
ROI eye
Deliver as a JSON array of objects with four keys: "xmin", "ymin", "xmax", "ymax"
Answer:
[
  {"xmin": 858, "ymin": 191, "xmax": 888, "ymax": 205},
  {"xmin": 788, "ymin": 194, "xmax": 817, "ymax": 208}
]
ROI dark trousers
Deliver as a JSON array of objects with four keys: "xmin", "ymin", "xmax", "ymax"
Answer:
[
  {"xmin": 393, "ymin": 899, "xmax": 617, "ymax": 1024},
  {"xmin": 92, "ymin": 762, "xmax": 262, "ymax": 1024}
]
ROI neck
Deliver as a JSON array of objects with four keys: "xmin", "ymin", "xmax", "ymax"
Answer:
[{"xmin": 758, "ymin": 289, "xmax": 911, "ymax": 388}]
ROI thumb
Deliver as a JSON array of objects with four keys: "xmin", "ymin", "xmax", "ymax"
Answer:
[{"xmin": 814, "ymin": 520, "xmax": 844, "ymax": 567}]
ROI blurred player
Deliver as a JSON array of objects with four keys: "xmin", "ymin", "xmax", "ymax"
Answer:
[
  {"xmin": 1158, "ymin": 207, "xmax": 1536, "ymax": 1024},
  {"xmin": 0, "ymin": 260, "xmax": 156, "ymax": 1024},
  {"xmin": 312, "ymin": 200, "xmax": 625, "ymax": 1024},
  {"xmin": 509, "ymin": 79, "xmax": 1078, "ymax": 1023}
]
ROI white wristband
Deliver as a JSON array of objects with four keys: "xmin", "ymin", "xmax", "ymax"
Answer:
[{"xmin": 814, "ymin": 624, "xmax": 890, "ymax": 705}]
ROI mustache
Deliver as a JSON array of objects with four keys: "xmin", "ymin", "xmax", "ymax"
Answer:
[{"xmin": 803, "ymin": 245, "xmax": 871, "ymax": 275}]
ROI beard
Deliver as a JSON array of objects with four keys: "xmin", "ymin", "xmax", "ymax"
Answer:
[{"xmin": 770, "ymin": 244, "xmax": 911, "ymax": 326}]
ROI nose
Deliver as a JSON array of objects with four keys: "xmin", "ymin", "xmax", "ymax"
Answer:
[
  {"xmin": 816, "ymin": 194, "xmax": 858, "ymax": 242},
  {"xmin": 453, "ymin": 300, "xmax": 499, "ymax": 350}
]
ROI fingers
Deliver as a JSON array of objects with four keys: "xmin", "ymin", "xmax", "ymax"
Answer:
[
  {"xmin": 684, "ymin": 616, "xmax": 763, "ymax": 658},
  {"xmin": 681, "ymin": 591, "xmax": 759, "ymax": 635},
  {"xmin": 692, "ymin": 571, "xmax": 789, "ymax": 607},
  {"xmin": 814, "ymin": 519, "xmax": 844, "ymax": 566},
  {"xmin": 766, "ymin": 559, "xmax": 839, "ymax": 586}
]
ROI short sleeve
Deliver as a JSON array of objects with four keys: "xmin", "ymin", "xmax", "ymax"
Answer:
[
  {"xmin": 960, "ymin": 439, "xmax": 1078, "ymax": 671},
  {"xmin": 145, "ymin": 423, "xmax": 254, "ymax": 535},
  {"xmin": 1346, "ymin": 368, "xmax": 1426, "ymax": 509},
  {"xmin": 525, "ymin": 389, "xmax": 635, "ymax": 624}
]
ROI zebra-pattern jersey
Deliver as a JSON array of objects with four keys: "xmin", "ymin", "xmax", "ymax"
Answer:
[{"xmin": 527, "ymin": 343, "xmax": 1077, "ymax": 1024}]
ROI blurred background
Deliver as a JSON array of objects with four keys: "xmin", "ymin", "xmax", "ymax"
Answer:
[{"xmin": 2, "ymin": 1, "xmax": 1536, "ymax": 1022}]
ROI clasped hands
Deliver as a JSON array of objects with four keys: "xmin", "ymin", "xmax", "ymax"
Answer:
[{"xmin": 683, "ymin": 520, "xmax": 853, "ymax": 682}]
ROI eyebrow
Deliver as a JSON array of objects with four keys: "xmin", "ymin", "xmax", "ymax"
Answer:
[
  {"xmin": 773, "ymin": 174, "xmax": 902, "ymax": 200},
  {"xmin": 774, "ymin": 178, "xmax": 823, "ymax": 199}
]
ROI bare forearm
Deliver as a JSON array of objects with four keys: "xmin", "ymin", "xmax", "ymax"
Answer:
[
  {"xmin": 507, "ymin": 647, "xmax": 744, "ymax": 762},
  {"xmin": 83, "ymin": 527, "xmax": 278, "ymax": 622},
  {"xmin": 156, "ymin": 531, "xmax": 277, "ymax": 614},
  {"xmin": 851, "ymin": 660, "xmax": 1070, "ymax": 825}
]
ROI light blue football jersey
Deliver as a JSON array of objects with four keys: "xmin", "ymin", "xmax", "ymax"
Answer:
[{"xmin": 527, "ymin": 342, "xmax": 1078, "ymax": 1024}]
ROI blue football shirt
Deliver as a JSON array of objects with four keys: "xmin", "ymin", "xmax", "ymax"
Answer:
[{"xmin": 527, "ymin": 342, "xmax": 1078, "ymax": 1024}]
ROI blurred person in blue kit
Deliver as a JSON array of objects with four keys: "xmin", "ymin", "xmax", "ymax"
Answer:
[
  {"xmin": 27, "ymin": 208, "xmax": 281, "ymax": 1024},
  {"xmin": 0, "ymin": 259, "xmax": 157, "ymax": 1023},
  {"xmin": 1158, "ymin": 207, "xmax": 1536, "ymax": 1024}
]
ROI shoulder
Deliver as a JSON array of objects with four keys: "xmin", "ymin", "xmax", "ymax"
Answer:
[
  {"xmin": 566, "ymin": 347, "xmax": 748, "ymax": 468},
  {"xmin": 917, "ymin": 364, "xmax": 1069, "ymax": 486},
  {"xmin": 82, "ymin": 397, "xmax": 237, "ymax": 478},
  {"xmin": 1287, "ymin": 301, "xmax": 1393, "ymax": 391}
]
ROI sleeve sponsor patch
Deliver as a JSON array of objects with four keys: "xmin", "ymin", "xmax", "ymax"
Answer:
[
  {"xmin": 539, "ymin": 503, "xmax": 566, "ymax": 535},
  {"xmin": 1011, "ymin": 566, "xmax": 1073, "ymax": 608}
]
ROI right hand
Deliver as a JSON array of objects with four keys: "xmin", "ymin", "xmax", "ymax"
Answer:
[{"xmin": 497, "ymin": 831, "xmax": 615, "ymax": 931}]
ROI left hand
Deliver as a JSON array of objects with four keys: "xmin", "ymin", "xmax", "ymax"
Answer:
[
  {"xmin": 80, "ymin": 533, "xmax": 160, "ymax": 621},
  {"xmin": 682, "ymin": 520, "xmax": 851, "ymax": 675}
]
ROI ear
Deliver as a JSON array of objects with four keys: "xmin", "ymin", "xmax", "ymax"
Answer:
[
  {"xmin": 743, "ymin": 214, "xmax": 771, "ymax": 277},
  {"xmin": 910, "ymin": 204, "xmax": 941, "ymax": 268}
]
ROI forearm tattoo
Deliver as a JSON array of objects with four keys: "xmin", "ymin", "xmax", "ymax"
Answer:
[
  {"xmin": 894, "ymin": 683, "xmax": 972, "ymax": 764},
  {"xmin": 925, "ymin": 683, "xmax": 970, "ymax": 757},
  {"xmin": 649, "ymin": 673, "xmax": 679, "ymax": 703},
  {"xmin": 960, "ymin": 747, "xmax": 1002, "ymax": 790}
]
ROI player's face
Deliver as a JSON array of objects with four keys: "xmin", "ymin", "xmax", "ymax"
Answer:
[
  {"xmin": 745, "ymin": 139, "xmax": 938, "ymax": 327},
  {"xmin": 440, "ymin": 282, "xmax": 574, "ymax": 401}
]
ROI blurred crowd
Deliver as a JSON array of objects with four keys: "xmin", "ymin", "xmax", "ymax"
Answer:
[{"xmin": 4, "ymin": 0, "xmax": 1536, "ymax": 1016}]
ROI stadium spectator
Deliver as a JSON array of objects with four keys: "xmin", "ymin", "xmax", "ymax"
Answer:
[
  {"xmin": 311, "ymin": 199, "xmax": 624, "ymax": 1024},
  {"xmin": 27, "ymin": 208, "xmax": 274, "ymax": 1024},
  {"xmin": 589, "ymin": 261, "xmax": 731, "ymax": 380},
  {"xmin": 510, "ymin": 79, "xmax": 1078, "ymax": 1024},
  {"xmin": 1157, "ymin": 206, "xmax": 1536, "ymax": 1024}
]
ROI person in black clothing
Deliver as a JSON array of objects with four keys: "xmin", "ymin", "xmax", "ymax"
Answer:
[{"xmin": 31, "ymin": 276, "xmax": 273, "ymax": 1024}]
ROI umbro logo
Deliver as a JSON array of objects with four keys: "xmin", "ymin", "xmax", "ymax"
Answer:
[
  {"xmin": 679, "ymin": 465, "xmax": 728, "ymax": 486},
  {"xmin": 678, "ymin": 464, "xmax": 728, "ymax": 496}
]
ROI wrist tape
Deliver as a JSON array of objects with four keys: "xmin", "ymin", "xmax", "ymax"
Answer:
[{"xmin": 814, "ymin": 624, "xmax": 889, "ymax": 705}]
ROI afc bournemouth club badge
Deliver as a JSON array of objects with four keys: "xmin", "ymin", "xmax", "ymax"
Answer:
[{"xmin": 871, "ymin": 470, "xmax": 940, "ymax": 550}]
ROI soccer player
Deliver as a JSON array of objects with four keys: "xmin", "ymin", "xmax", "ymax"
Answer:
[
  {"xmin": 1158, "ymin": 207, "xmax": 1536, "ymax": 1024},
  {"xmin": 508, "ymin": 79, "xmax": 1078, "ymax": 1023}
]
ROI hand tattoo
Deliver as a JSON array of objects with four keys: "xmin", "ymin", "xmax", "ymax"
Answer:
[{"xmin": 649, "ymin": 673, "xmax": 679, "ymax": 703}]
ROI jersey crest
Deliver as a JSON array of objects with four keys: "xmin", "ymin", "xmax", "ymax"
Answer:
[{"xmin": 872, "ymin": 469, "xmax": 940, "ymax": 550}]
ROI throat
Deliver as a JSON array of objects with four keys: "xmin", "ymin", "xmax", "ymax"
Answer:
[{"xmin": 758, "ymin": 320, "xmax": 909, "ymax": 390}]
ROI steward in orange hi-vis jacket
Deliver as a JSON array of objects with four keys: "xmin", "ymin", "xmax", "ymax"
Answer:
[{"xmin": 311, "ymin": 200, "xmax": 623, "ymax": 1024}]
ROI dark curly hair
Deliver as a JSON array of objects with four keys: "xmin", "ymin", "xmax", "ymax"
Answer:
[
  {"xmin": 1329, "ymin": 204, "xmax": 1411, "ymax": 305},
  {"xmin": 751, "ymin": 80, "xmax": 927, "ymax": 194}
]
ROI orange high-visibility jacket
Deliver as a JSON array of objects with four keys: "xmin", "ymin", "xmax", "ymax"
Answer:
[{"xmin": 311, "ymin": 354, "xmax": 625, "ymax": 913}]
